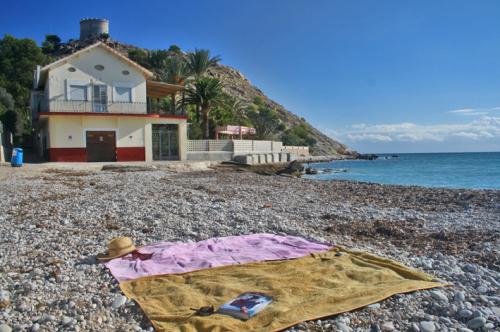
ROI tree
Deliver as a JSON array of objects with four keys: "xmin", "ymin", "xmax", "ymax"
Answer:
[
  {"xmin": 186, "ymin": 49, "xmax": 221, "ymax": 79},
  {"xmin": 282, "ymin": 123, "xmax": 317, "ymax": 147},
  {"xmin": 0, "ymin": 87, "xmax": 15, "ymax": 115},
  {"xmin": 168, "ymin": 44, "xmax": 181, "ymax": 53},
  {"xmin": 0, "ymin": 35, "xmax": 50, "ymax": 133},
  {"xmin": 159, "ymin": 55, "xmax": 190, "ymax": 112},
  {"xmin": 41, "ymin": 34, "xmax": 61, "ymax": 54},
  {"xmin": 127, "ymin": 48, "xmax": 150, "ymax": 68},
  {"xmin": 247, "ymin": 101, "xmax": 282, "ymax": 140},
  {"xmin": 184, "ymin": 77, "xmax": 224, "ymax": 138}
]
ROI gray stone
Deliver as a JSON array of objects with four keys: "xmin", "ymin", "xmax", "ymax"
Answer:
[
  {"xmin": 466, "ymin": 317, "xmax": 486, "ymax": 329},
  {"xmin": 430, "ymin": 290, "xmax": 448, "ymax": 302},
  {"xmin": 476, "ymin": 285, "xmax": 487, "ymax": 294},
  {"xmin": 111, "ymin": 295, "xmax": 127, "ymax": 309},
  {"xmin": 454, "ymin": 291, "xmax": 466, "ymax": 302},
  {"xmin": 335, "ymin": 322, "xmax": 352, "ymax": 332},
  {"xmin": 30, "ymin": 323, "xmax": 40, "ymax": 332},
  {"xmin": 61, "ymin": 316, "xmax": 72, "ymax": 326},
  {"xmin": 410, "ymin": 322, "xmax": 420, "ymax": 332},
  {"xmin": 419, "ymin": 321, "xmax": 436, "ymax": 332},
  {"xmin": 367, "ymin": 303, "xmax": 381, "ymax": 310},
  {"xmin": 381, "ymin": 321, "xmax": 395, "ymax": 331},
  {"xmin": 459, "ymin": 309, "xmax": 473, "ymax": 318},
  {"xmin": 484, "ymin": 323, "xmax": 495, "ymax": 330},
  {"xmin": 0, "ymin": 324, "xmax": 12, "ymax": 332}
]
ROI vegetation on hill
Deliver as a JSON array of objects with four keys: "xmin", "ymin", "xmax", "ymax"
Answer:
[{"xmin": 0, "ymin": 34, "xmax": 351, "ymax": 155}]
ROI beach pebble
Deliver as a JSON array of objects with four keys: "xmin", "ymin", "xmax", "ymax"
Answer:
[
  {"xmin": 454, "ymin": 291, "xmax": 466, "ymax": 302},
  {"xmin": 458, "ymin": 309, "xmax": 473, "ymax": 318},
  {"xmin": 0, "ymin": 325, "xmax": 12, "ymax": 332},
  {"xmin": 419, "ymin": 321, "xmax": 435, "ymax": 332},
  {"xmin": 430, "ymin": 290, "xmax": 448, "ymax": 302},
  {"xmin": 111, "ymin": 295, "xmax": 127, "ymax": 309},
  {"xmin": 381, "ymin": 321, "xmax": 395, "ymax": 331},
  {"xmin": 367, "ymin": 303, "xmax": 381, "ymax": 310},
  {"xmin": 476, "ymin": 285, "xmax": 487, "ymax": 294},
  {"xmin": 30, "ymin": 323, "xmax": 40, "ymax": 332},
  {"xmin": 466, "ymin": 317, "xmax": 486, "ymax": 329},
  {"xmin": 61, "ymin": 316, "xmax": 73, "ymax": 326}
]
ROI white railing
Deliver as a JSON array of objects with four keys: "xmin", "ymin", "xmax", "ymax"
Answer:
[
  {"xmin": 188, "ymin": 139, "xmax": 290, "ymax": 154},
  {"xmin": 40, "ymin": 100, "xmax": 148, "ymax": 114},
  {"xmin": 187, "ymin": 140, "xmax": 233, "ymax": 152}
]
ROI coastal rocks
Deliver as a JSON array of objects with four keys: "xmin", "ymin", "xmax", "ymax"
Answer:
[
  {"xmin": 305, "ymin": 167, "xmax": 318, "ymax": 175},
  {"xmin": 276, "ymin": 161, "xmax": 304, "ymax": 177},
  {"xmin": 356, "ymin": 153, "xmax": 379, "ymax": 160}
]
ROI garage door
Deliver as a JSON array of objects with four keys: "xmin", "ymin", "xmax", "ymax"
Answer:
[{"xmin": 86, "ymin": 131, "xmax": 116, "ymax": 162}]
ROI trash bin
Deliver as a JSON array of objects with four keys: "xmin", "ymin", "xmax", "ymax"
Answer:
[{"xmin": 11, "ymin": 148, "xmax": 23, "ymax": 167}]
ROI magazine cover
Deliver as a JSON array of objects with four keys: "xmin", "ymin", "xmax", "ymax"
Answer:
[{"xmin": 218, "ymin": 292, "xmax": 273, "ymax": 320}]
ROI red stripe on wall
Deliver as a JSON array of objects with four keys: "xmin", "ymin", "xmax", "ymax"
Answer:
[
  {"xmin": 116, "ymin": 147, "xmax": 145, "ymax": 161},
  {"xmin": 49, "ymin": 148, "xmax": 87, "ymax": 162}
]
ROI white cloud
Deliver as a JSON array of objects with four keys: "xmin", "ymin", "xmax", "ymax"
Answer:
[
  {"xmin": 334, "ymin": 116, "xmax": 500, "ymax": 144},
  {"xmin": 448, "ymin": 106, "xmax": 500, "ymax": 116}
]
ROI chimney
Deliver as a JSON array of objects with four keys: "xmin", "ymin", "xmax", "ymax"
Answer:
[{"xmin": 80, "ymin": 18, "xmax": 109, "ymax": 41}]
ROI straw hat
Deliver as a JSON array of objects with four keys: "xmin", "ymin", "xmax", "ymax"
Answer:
[{"xmin": 97, "ymin": 237, "xmax": 136, "ymax": 261}]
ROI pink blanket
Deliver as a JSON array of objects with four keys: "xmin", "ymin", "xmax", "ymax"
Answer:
[{"xmin": 105, "ymin": 233, "xmax": 333, "ymax": 282}]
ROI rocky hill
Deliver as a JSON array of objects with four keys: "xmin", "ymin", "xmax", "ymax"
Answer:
[
  {"xmin": 49, "ymin": 39, "xmax": 352, "ymax": 156},
  {"xmin": 206, "ymin": 65, "xmax": 351, "ymax": 156}
]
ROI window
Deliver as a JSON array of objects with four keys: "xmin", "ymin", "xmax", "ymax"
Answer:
[
  {"xmin": 69, "ymin": 85, "xmax": 87, "ymax": 101},
  {"xmin": 115, "ymin": 87, "xmax": 132, "ymax": 102}
]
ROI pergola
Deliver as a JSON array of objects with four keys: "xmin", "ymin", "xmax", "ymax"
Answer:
[
  {"xmin": 215, "ymin": 125, "xmax": 256, "ymax": 139},
  {"xmin": 146, "ymin": 81, "xmax": 184, "ymax": 114}
]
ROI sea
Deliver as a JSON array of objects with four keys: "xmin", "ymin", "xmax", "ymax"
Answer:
[{"xmin": 304, "ymin": 152, "xmax": 500, "ymax": 190}]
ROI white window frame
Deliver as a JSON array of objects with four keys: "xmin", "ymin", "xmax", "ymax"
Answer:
[
  {"xmin": 65, "ymin": 79, "xmax": 90, "ymax": 101},
  {"xmin": 112, "ymin": 82, "xmax": 135, "ymax": 103}
]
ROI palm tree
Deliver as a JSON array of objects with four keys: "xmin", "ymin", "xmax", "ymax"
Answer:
[
  {"xmin": 186, "ymin": 49, "xmax": 221, "ymax": 79},
  {"xmin": 184, "ymin": 77, "xmax": 224, "ymax": 138},
  {"xmin": 230, "ymin": 98, "xmax": 248, "ymax": 126},
  {"xmin": 159, "ymin": 55, "xmax": 190, "ymax": 112}
]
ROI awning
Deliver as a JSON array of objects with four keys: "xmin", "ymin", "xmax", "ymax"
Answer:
[
  {"xmin": 146, "ymin": 81, "xmax": 184, "ymax": 99},
  {"xmin": 216, "ymin": 125, "xmax": 256, "ymax": 139}
]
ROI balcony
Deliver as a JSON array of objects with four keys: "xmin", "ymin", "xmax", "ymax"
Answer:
[{"xmin": 32, "ymin": 97, "xmax": 186, "ymax": 118}]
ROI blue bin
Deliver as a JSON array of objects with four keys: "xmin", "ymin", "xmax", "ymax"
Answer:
[{"xmin": 11, "ymin": 148, "xmax": 23, "ymax": 167}]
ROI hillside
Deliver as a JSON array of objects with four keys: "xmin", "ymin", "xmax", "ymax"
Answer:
[{"xmin": 48, "ymin": 39, "xmax": 352, "ymax": 156}]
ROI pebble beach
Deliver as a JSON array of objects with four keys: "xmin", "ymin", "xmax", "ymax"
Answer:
[{"xmin": 0, "ymin": 164, "xmax": 499, "ymax": 332}]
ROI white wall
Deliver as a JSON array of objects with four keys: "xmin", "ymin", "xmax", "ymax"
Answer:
[{"xmin": 47, "ymin": 46, "xmax": 147, "ymax": 105}]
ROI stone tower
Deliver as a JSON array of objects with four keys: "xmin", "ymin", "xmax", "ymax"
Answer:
[{"xmin": 79, "ymin": 18, "xmax": 109, "ymax": 41}]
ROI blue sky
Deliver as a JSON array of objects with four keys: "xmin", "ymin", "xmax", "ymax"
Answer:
[{"xmin": 2, "ymin": 0, "xmax": 500, "ymax": 153}]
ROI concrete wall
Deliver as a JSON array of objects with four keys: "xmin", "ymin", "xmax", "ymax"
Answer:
[{"xmin": 47, "ymin": 46, "xmax": 147, "ymax": 106}]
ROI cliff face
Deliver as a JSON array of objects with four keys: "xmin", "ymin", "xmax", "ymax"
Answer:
[{"xmin": 48, "ymin": 39, "xmax": 351, "ymax": 156}]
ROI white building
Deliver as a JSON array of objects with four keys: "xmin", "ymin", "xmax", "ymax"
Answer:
[{"xmin": 31, "ymin": 42, "xmax": 187, "ymax": 162}]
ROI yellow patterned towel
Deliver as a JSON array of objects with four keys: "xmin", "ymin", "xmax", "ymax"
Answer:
[{"xmin": 120, "ymin": 247, "xmax": 446, "ymax": 332}]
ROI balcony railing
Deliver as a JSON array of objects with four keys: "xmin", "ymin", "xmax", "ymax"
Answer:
[{"xmin": 32, "ymin": 98, "xmax": 186, "ymax": 116}]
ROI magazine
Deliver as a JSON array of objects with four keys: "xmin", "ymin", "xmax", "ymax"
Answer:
[{"xmin": 218, "ymin": 292, "xmax": 273, "ymax": 320}]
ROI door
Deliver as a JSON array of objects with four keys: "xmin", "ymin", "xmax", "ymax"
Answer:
[
  {"xmin": 93, "ymin": 84, "xmax": 108, "ymax": 113},
  {"xmin": 152, "ymin": 124, "xmax": 179, "ymax": 160},
  {"xmin": 86, "ymin": 131, "xmax": 116, "ymax": 162}
]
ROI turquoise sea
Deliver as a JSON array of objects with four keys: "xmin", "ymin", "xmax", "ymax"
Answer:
[{"xmin": 305, "ymin": 152, "xmax": 500, "ymax": 190}]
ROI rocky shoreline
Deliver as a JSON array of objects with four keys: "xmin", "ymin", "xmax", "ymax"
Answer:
[{"xmin": 0, "ymin": 165, "xmax": 498, "ymax": 332}]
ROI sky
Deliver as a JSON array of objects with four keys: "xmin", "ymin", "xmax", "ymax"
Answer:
[{"xmin": 1, "ymin": 0, "xmax": 500, "ymax": 153}]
